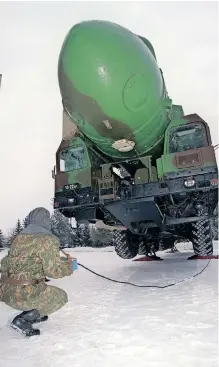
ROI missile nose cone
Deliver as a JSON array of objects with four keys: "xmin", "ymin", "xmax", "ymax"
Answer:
[
  {"xmin": 58, "ymin": 20, "xmax": 170, "ymax": 159},
  {"xmin": 123, "ymin": 74, "xmax": 149, "ymax": 112}
]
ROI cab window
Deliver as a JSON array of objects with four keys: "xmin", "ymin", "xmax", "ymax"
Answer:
[
  {"xmin": 59, "ymin": 146, "xmax": 86, "ymax": 172},
  {"xmin": 169, "ymin": 123, "xmax": 207, "ymax": 153}
]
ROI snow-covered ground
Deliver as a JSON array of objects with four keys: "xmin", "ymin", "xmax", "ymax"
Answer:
[{"xmin": 0, "ymin": 242, "xmax": 218, "ymax": 367}]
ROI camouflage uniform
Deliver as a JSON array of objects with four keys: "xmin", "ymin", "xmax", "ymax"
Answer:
[
  {"xmin": 0, "ymin": 233, "xmax": 73, "ymax": 316},
  {"xmin": 0, "ymin": 208, "xmax": 73, "ymax": 322}
]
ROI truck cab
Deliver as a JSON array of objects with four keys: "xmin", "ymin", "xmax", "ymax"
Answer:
[
  {"xmin": 156, "ymin": 113, "xmax": 217, "ymax": 180},
  {"xmin": 52, "ymin": 110, "xmax": 218, "ymax": 260}
]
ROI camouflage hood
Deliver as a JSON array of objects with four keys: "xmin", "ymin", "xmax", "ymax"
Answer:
[{"xmin": 21, "ymin": 207, "xmax": 52, "ymax": 235}]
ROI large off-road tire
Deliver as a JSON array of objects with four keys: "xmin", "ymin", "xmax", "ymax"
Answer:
[
  {"xmin": 138, "ymin": 238, "xmax": 155, "ymax": 255},
  {"xmin": 113, "ymin": 230, "xmax": 139, "ymax": 259},
  {"xmin": 191, "ymin": 219, "xmax": 213, "ymax": 256},
  {"xmin": 209, "ymin": 217, "xmax": 218, "ymax": 240},
  {"xmin": 159, "ymin": 238, "xmax": 176, "ymax": 251},
  {"xmin": 138, "ymin": 239, "xmax": 147, "ymax": 255}
]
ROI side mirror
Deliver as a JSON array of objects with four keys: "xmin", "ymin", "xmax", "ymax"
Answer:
[{"xmin": 52, "ymin": 165, "xmax": 56, "ymax": 179}]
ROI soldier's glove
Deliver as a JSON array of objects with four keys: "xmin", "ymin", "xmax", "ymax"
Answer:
[
  {"xmin": 67, "ymin": 255, "xmax": 78, "ymax": 271},
  {"xmin": 67, "ymin": 254, "xmax": 72, "ymax": 264},
  {"xmin": 61, "ymin": 255, "xmax": 78, "ymax": 271}
]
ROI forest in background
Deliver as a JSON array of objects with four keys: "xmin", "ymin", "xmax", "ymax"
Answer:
[
  {"xmin": 0, "ymin": 210, "xmax": 114, "ymax": 249},
  {"xmin": 0, "ymin": 209, "xmax": 218, "ymax": 250}
]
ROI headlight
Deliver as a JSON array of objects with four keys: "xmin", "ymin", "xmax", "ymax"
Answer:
[
  {"xmin": 210, "ymin": 178, "xmax": 218, "ymax": 186},
  {"xmin": 184, "ymin": 178, "xmax": 195, "ymax": 188},
  {"xmin": 68, "ymin": 198, "xmax": 76, "ymax": 204}
]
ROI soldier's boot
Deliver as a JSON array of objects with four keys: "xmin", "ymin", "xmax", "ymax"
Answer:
[
  {"xmin": 10, "ymin": 310, "xmax": 40, "ymax": 337},
  {"xmin": 22, "ymin": 310, "xmax": 48, "ymax": 324}
]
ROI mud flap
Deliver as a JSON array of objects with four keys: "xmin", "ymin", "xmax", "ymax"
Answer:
[{"xmin": 105, "ymin": 197, "xmax": 163, "ymax": 233}]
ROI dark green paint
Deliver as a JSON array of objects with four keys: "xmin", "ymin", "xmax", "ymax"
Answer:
[
  {"xmin": 58, "ymin": 20, "xmax": 172, "ymax": 159},
  {"xmin": 54, "ymin": 20, "xmax": 217, "ymax": 194}
]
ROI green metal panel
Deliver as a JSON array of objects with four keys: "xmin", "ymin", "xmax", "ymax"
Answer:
[
  {"xmin": 157, "ymin": 151, "xmax": 217, "ymax": 179},
  {"xmin": 56, "ymin": 136, "xmax": 92, "ymax": 192},
  {"xmin": 58, "ymin": 20, "xmax": 172, "ymax": 159},
  {"xmin": 157, "ymin": 115, "xmax": 216, "ymax": 178}
]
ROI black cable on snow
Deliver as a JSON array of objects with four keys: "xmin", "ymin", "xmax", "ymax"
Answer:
[{"xmin": 77, "ymin": 259, "xmax": 211, "ymax": 289}]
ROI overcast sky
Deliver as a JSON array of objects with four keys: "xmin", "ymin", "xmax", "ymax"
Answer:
[{"xmin": 0, "ymin": 1, "xmax": 218, "ymax": 233}]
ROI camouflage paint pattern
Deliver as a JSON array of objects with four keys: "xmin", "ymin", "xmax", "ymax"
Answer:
[
  {"xmin": 0, "ymin": 234, "xmax": 73, "ymax": 316},
  {"xmin": 55, "ymin": 136, "xmax": 92, "ymax": 192},
  {"xmin": 157, "ymin": 114, "xmax": 217, "ymax": 178},
  {"xmin": 157, "ymin": 147, "xmax": 217, "ymax": 178},
  {"xmin": 55, "ymin": 21, "xmax": 217, "ymax": 195},
  {"xmin": 58, "ymin": 20, "xmax": 172, "ymax": 159}
]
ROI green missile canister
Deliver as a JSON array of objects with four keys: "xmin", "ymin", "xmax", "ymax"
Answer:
[{"xmin": 58, "ymin": 20, "xmax": 172, "ymax": 159}]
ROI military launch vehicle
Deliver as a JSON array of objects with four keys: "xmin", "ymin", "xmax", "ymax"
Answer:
[{"xmin": 52, "ymin": 20, "xmax": 218, "ymax": 260}]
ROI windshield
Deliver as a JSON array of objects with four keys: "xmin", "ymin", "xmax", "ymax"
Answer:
[
  {"xmin": 169, "ymin": 123, "xmax": 206, "ymax": 153},
  {"xmin": 59, "ymin": 146, "xmax": 86, "ymax": 172}
]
